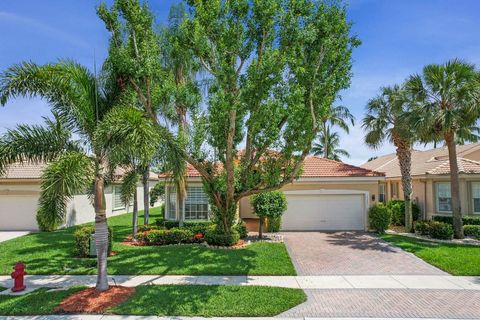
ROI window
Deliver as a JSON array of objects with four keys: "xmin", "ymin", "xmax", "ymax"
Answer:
[
  {"xmin": 167, "ymin": 186, "xmax": 177, "ymax": 220},
  {"xmin": 378, "ymin": 184, "xmax": 386, "ymax": 203},
  {"xmin": 472, "ymin": 183, "xmax": 480, "ymax": 214},
  {"xmin": 185, "ymin": 186, "xmax": 209, "ymax": 220},
  {"xmin": 113, "ymin": 186, "xmax": 125, "ymax": 210},
  {"xmin": 391, "ymin": 182, "xmax": 399, "ymax": 199},
  {"xmin": 436, "ymin": 182, "xmax": 452, "ymax": 212}
]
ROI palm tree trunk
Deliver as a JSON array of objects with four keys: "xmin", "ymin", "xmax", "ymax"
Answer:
[
  {"xmin": 445, "ymin": 132, "xmax": 464, "ymax": 239},
  {"xmin": 393, "ymin": 133, "xmax": 413, "ymax": 232},
  {"xmin": 142, "ymin": 169, "xmax": 149, "ymax": 225},
  {"xmin": 94, "ymin": 174, "xmax": 109, "ymax": 292},
  {"xmin": 132, "ymin": 188, "xmax": 138, "ymax": 239},
  {"xmin": 323, "ymin": 123, "xmax": 329, "ymax": 159}
]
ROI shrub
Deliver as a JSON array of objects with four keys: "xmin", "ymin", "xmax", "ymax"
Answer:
[
  {"xmin": 463, "ymin": 216, "xmax": 480, "ymax": 226},
  {"xmin": 74, "ymin": 225, "xmax": 113, "ymax": 258},
  {"xmin": 463, "ymin": 225, "xmax": 480, "ymax": 239},
  {"xmin": 368, "ymin": 203, "xmax": 391, "ymax": 234},
  {"xmin": 267, "ymin": 216, "xmax": 282, "ymax": 232},
  {"xmin": 429, "ymin": 221, "xmax": 454, "ymax": 240},
  {"xmin": 234, "ymin": 221, "xmax": 248, "ymax": 238},
  {"xmin": 432, "ymin": 216, "xmax": 453, "ymax": 224},
  {"xmin": 386, "ymin": 200, "xmax": 421, "ymax": 226},
  {"xmin": 204, "ymin": 227, "xmax": 240, "ymax": 246},
  {"xmin": 414, "ymin": 220, "xmax": 431, "ymax": 235},
  {"xmin": 137, "ymin": 224, "xmax": 159, "ymax": 233},
  {"xmin": 149, "ymin": 182, "xmax": 165, "ymax": 207},
  {"xmin": 142, "ymin": 228, "xmax": 194, "ymax": 245},
  {"xmin": 251, "ymin": 191, "xmax": 287, "ymax": 237}
]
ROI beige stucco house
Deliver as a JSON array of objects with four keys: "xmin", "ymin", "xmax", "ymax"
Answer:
[
  {"xmin": 161, "ymin": 156, "xmax": 385, "ymax": 231},
  {"xmin": 0, "ymin": 162, "xmax": 161, "ymax": 231},
  {"xmin": 361, "ymin": 143, "xmax": 480, "ymax": 220}
]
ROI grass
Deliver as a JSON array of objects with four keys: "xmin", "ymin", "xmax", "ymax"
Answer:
[
  {"xmin": 111, "ymin": 285, "xmax": 306, "ymax": 316},
  {"xmin": 381, "ymin": 234, "xmax": 480, "ymax": 276},
  {"xmin": 0, "ymin": 287, "xmax": 84, "ymax": 316},
  {"xmin": 0, "ymin": 207, "xmax": 295, "ymax": 275}
]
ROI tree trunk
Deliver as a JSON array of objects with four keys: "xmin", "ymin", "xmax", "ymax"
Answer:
[
  {"xmin": 177, "ymin": 189, "xmax": 184, "ymax": 227},
  {"xmin": 393, "ymin": 133, "xmax": 413, "ymax": 232},
  {"xmin": 323, "ymin": 123, "xmax": 329, "ymax": 159},
  {"xmin": 258, "ymin": 217, "xmax": 264, "ymax": 239},
  {"xmin": 142, "ymin": 169, "xmax": 149, "ymax": 225},
  {"xmin": 445, "ymin": 132, "xmax": 464, "ymax": 239},
  {"xmin": 94, "ymin": 174, "xmax": 109, "ymax": 292},
  {"xmin": 132, "ymin": 188, "xmax": 138, "ymax": 239}
]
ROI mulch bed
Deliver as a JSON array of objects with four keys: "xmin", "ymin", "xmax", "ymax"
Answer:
[{"xmin": 55, "ymin": 286, "xmax": 135, "ymax": 314}]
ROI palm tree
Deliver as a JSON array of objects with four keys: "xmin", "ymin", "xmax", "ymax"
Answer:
[
  {"xmin": 0, "ymin": 61, "xmax": 154, "ymax": 291},
  {"xmin": 159, "ymin": 3, "xmax": 201, "ymax": 226},
  {"xmin": 363, "ymin": 85, "xmax": 416, "ymax": 232},
  {"xmin": 319, "ymin": 105, "xmax": 355, "ymax": 158},
  {"xmin": 405, "ymin": 59, "xmax": 480, "ymax": 238},
  {"xmin": 311, "ymin": 129, "xmax": 350, "ymax": 161}
]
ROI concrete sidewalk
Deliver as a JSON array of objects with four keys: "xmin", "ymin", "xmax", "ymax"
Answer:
[{"xmin": 1, "ymin": 274, "xmax": 479, "ymax": 294}]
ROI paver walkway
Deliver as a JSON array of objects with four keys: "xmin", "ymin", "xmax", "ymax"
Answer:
[
  {"xmin": 282, "ymin": 231, "xmax": 445, "ymax": 275},
  {"xmin": 280, "ymin": 289, "xmax": 480, "ymax": 319}
]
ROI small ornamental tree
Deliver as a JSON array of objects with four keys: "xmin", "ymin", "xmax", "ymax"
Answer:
[{"xmin": 251, "ymin": 191, "xmax": 287, "ymax": 238}]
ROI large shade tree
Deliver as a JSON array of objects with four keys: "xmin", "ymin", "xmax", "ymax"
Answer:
[
  {"xmin": 98, "ymin": 0, "xmax": 359, "ymax": 239},
  {"xmin": 0, "ymin": 60, "xmax": 156, "ymax": 291},
  {"xmin": 363, "ymin": 85, "xmax": 416, "ymax": 232},
  {"xmin": 405, "ymin": 59, "xmax": 480, "ymax": 238}
]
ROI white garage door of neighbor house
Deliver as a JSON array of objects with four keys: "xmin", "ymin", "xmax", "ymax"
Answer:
[
  {"xmin": 281, "ymin": 192, "xmax": 366, "ymax": 231},
  {"xmin": 0, "ymin": 195, "xmax": 39, "ymax": 231}
]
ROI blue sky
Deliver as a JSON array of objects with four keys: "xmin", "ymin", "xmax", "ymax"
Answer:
[{"xmin": 1, "ymin": 0, "xmax": 480, "ymax": 165}]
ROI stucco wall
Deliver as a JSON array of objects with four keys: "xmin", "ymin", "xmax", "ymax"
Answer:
[
  {"xmin": 0, "ymin": 180, "xmax": 159, "ymax": 231},
  {"xmin": 239, "ymin": 180, "xmax": 380, "ymax": 219}
]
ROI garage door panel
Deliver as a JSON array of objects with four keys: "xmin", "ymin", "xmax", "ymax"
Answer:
[
  {"xmin": 281, "ymin": 193, "xmax": 365, "ymax": 231},
  {"xmin": 0, "ymin": 195, "xmax": 39, "ymax": 231}
]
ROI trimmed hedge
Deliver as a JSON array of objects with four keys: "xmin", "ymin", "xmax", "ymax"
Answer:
[
  {"xmin": 433, "ymin": 215, "xmax": 480, "ymax": 226},
  {"xmin": 74, "ymin": 225, "xmax": 113, "ymax": 258},
  {"xmin": 429, "ymin": 221, "xmax": 454, "ymax": 240},
  {"xmin": 141, "ymin": 228, "xmax": 195, "ymax": 245},
  {"xmin": 154, "ymin": 219, "xmax": 213, "ymax": 234},
  {"xmin": 368, "ymin": 203, "xmax": 391, "ymax": 234},
  {"xmin": 386, "ymin": 200, "xmax": 420, "ymax": 226},
  {"xmin": 204, "ymin": 226, "xmax": 240, "ymax": 246},
  {"xmin": 413, "ymin": 220, "xmax": 431, "ymax": 235},
  {"xmin": 463, "ymin": 225, "xmax": 480, "ymax": 239}
]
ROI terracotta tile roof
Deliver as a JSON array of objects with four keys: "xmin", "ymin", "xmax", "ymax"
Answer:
[
  {"xmin": 160, "ymin": 156, "xmax": 384, "ymax": 179},
  {"xmin": 361, "ymin": 142, "xmax": 480, "ymax": 178},
  {"xmin": 0, "ymin": 162, "xmax": 48, "ymax": 179},
  {"xmin": 0, "ymin": 162, "xmax": 159, "ymax": 181},
  {"xmin": 427, "ymin": 158, "xmax": 480, "ymax": 175}
]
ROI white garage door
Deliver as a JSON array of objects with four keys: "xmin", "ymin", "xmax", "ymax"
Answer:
[
  {"xmin": 281, "ymin": 191, "xmax": 366, "ymax": 231},
  {"xmin": 0, "ymin": 195, "xmax": 40, "ymax": 231}
]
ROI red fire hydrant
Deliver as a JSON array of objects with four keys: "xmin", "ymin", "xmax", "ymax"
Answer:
[{"xmin": 11, "ymin": 262, "xmax": 26, "ymax": 292}]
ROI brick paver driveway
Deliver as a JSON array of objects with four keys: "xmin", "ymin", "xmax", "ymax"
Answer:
[{"xmin": 283, "ymin": 231, "xmax": 445, "ymax": 275}]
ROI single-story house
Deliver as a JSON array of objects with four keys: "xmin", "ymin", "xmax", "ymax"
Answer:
[
  {"xmin": 0, "ymin": 163, "xmax": 161, "ymax": 231},
  {"xmin": 160, "ymin": 156, "xmax": 385, "ymax": 231},
  {"xmin": 361, "ymin": 143, "xmax": 480, "ymax": 220}
]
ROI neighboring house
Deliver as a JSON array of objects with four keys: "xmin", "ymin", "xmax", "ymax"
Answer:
[
  {"xmin": 160, "ymin": 156, "xmax": 385, "ymax": 231},
  {"xmin": 361, "ymin": 143, "xmax": 480, "ymax": 220},
  {"xmin": 0, "ymin": 163, "xmax": 161, "ymax": 231}
]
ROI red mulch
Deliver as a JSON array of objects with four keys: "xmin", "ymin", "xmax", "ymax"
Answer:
[
  {"xmin": 121, "ymin": 235, "xmax": 147, "ymax": 246},
  {"xmin": 55, "ymin": 286, "xmax": 135, "ymax": 314}
]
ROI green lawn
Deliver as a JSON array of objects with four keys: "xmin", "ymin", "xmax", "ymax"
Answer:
[
  {"xmin": 0, "ymin": 285, "xmax": 305, "ymax": 316},
  {"xmin": 112, "ymin": 285, "xmax": 306, "ymax": 317},
  {"xmin": 0, "ymin": 287, "xmax": 85, "ymax": 316},
  {"xmin": 0, "ymin": 208, "xmax": 295, "ymax": 275},
  {"xmin": 381, "ymin": 234, "xmax": 480, "ymax": 276}
]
